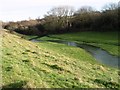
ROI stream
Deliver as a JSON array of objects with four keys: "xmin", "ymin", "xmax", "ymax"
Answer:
[{"xmin": 31, "ymin": 39, "xmax": 120, "ymax": 68}]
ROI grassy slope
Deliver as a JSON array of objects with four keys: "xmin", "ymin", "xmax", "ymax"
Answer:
[
  {"xmin": 39, "ymin": 31, "xmax": 119, "ymax": 56},
  {"xmin": 1, "ymin": 30, "xmax": 119, "ymax": 88}
]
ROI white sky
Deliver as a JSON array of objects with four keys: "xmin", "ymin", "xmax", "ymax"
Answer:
[{"xmin": 0, "ymin": 0, "xmax": 119, "ymax": 22}]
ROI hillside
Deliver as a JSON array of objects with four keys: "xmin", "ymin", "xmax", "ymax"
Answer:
[{"xmin": 1, "ymin": 29, "xmax": 119, "ymax": 88}]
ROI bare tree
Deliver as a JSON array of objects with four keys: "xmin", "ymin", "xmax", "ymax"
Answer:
[
  {"xmin": 47, "ymin": 6, "xmax": 74, "ymax": 17},
  {"xmin": 44, "ymin": 6, "xmax": 75, "ymax": 32},
  {"xmin": 102, "ymin": 3, "xmax": 118, "ymax": 11},
  {"xmin": 76, "ymin": 6, "xmax": 95, "ymax": 14},
  {"xmin": 72, "ymin": 6, "xmax": 96, "ymax": 29}
]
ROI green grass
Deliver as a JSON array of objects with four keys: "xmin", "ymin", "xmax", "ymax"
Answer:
[
  {"xmin": 38, "ymin": 31, "xmax": 119, "ymax": 56},
  {"xmin": 89, "ymin": 43, "xmax": 119, "ymax": 56},
  {"xmin": 1, "ymin": 30, "xmax": 120, "ymax": 88},
  {"xmin": 50, "ymin": 31, "xmax": 119, "ymax": 44}
]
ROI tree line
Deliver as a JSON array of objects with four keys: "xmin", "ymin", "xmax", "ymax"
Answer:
[{"xmin": 3, "ymin": 3, "xmax": 119, "ymax": 36}]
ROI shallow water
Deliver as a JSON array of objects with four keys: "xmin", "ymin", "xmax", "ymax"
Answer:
[
  {"xmin": 77, "ymin": 43, "xmax": 119, "ymax": 68},
  {"xmin": 31, "ymin": 39, "xmax": 119, "ymax": 68}
]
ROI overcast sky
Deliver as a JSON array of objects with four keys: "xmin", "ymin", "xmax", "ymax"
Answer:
[{"xmin": 0, "ymin": 0, "xmax": 119, "ymax": 22}]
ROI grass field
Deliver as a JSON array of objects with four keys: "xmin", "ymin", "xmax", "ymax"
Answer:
[
  {"xmin": 1, "ymin": 30, "xmax": 120, "ymax": 88},
  {"xmin": 37, "ymin": 31, "xmax": 119, "ymax": 56}
]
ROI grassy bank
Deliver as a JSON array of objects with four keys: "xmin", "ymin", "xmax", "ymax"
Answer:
[
  {"xmin": 38, "ymin": 31, "xmax": 119, "ymax": 56},
  {"xmin": 1, "ymin": 30, "xmax": 120, "ymax": 88}
]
